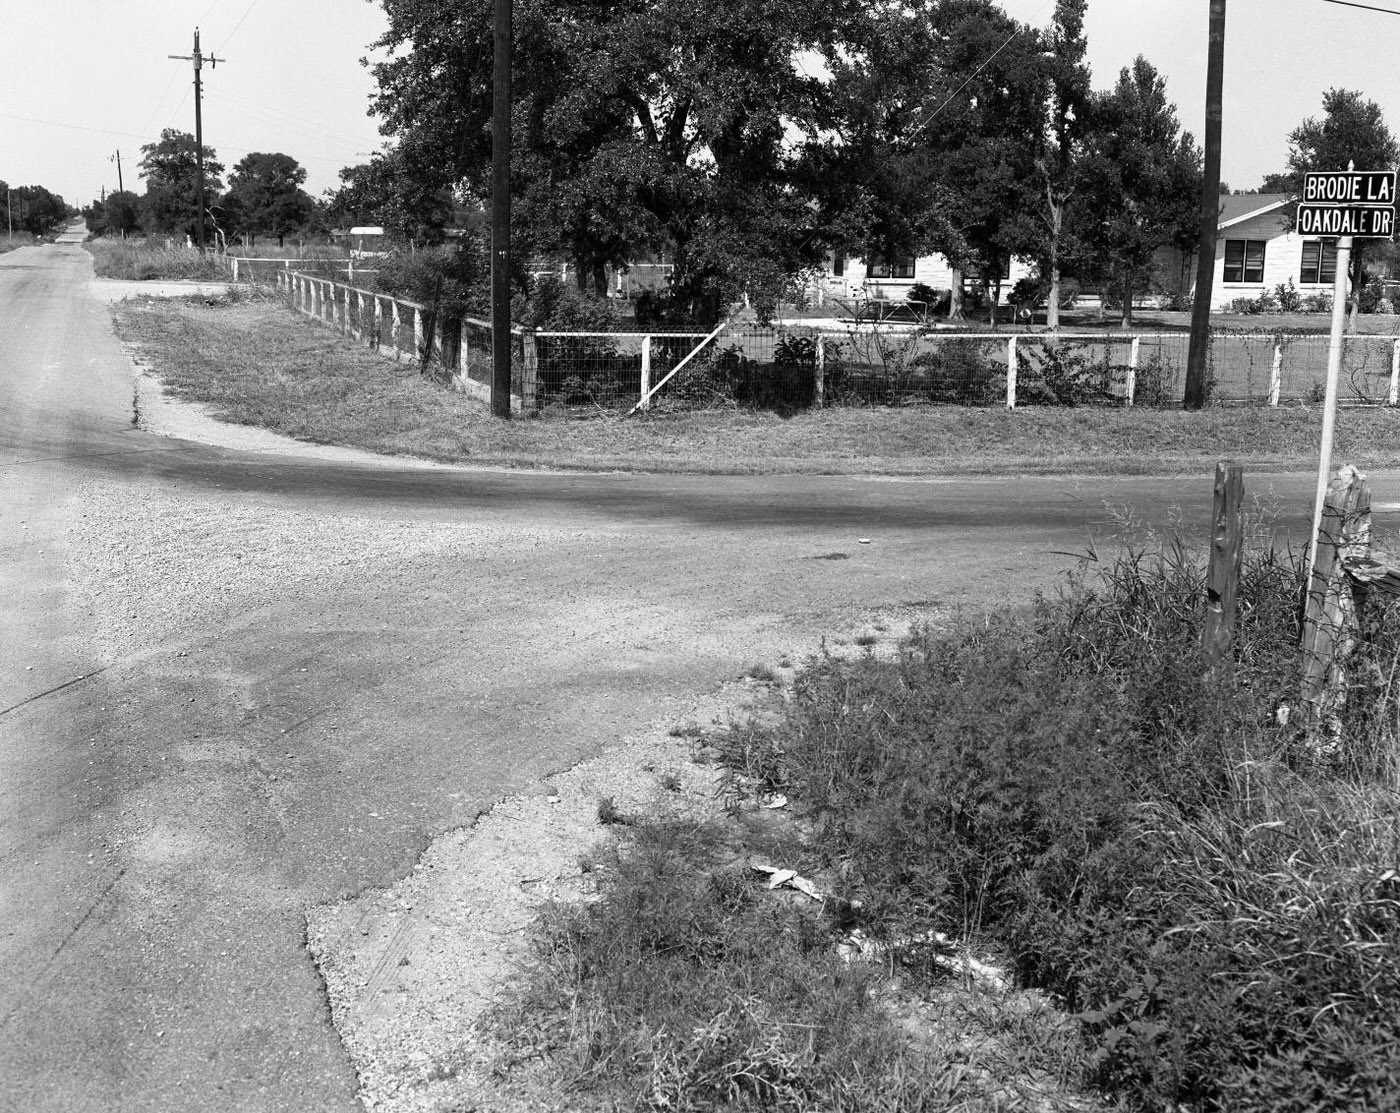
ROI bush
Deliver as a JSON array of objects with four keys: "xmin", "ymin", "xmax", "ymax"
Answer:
[
  {"xmin": 1015, "ymin": 342, "xmax": 1119, "ymax": 406},
  {"xmin": 1274, "ymin": 278, "xmax": 1302, "ymax": 312},
  {"xmin": 719, "ymin": 541, "xmax": 1400, "ymax": 1112}
]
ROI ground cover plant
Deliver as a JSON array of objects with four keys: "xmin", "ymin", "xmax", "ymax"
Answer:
[
  {"xmin": 85, "ymin": 237, "xmax": 230, "ymax": 280},
  {"xmin": 486, "ymin": 540, "xmax": 1400, "ymax": 1112},
  {"xmin": 712, "ymin": 542, "xmax": 1400, "ymax": 1111},
  {"xmin": 110, "ymin": 294, "xmax": 1400, "ymax": 476}
]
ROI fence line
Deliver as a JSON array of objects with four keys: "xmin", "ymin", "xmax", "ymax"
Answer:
[{"xmin": 275, "ymin": 271, "xmax": 1400, "ymax": 415}]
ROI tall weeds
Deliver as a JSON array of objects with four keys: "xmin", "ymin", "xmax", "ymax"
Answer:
[{"xmin": 722, "ymin": 543, "xmax": 1400, "ymax": 1111}]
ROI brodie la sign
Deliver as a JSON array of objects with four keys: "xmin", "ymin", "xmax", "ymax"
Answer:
[{"xmin": 1298, "ymin": 169, "xmax": 1397, "ymax": 241}]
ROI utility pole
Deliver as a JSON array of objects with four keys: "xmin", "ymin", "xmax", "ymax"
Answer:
[
  {"xmin": 490, "ymin": 0, "xmax": 513, "ymax": 418},
  {"xmin": 1184, "ymin": 0, "xmax": 1226, "ymax": 409},
  {"xmin": 113, "ymin": 149, "xmax": 124, "ymax": 194},
  {"xmin": 168, "ymin": 28, "xmax": 223, "ymax": 254}
]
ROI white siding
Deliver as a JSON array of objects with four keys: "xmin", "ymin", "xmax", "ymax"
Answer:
[
  {"xmin": 1211, "ymin": 211, "xmax": 1344, "ymax": 309},
  {"xmin": 817, "ymin": 252, "xmax": 1031, "ymax": 305}
]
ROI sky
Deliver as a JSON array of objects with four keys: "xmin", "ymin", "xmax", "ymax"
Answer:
[
  {"xmin": 5, "ymin": 0, "xmax": 1400, "ymax": 210},
  {"xmin": 0, "ymin": 0, "xmax": 390, "ymax": 206},
  {"xmin": 999, "ymin": 0, "xmax": 1400, "ymax": 192}
]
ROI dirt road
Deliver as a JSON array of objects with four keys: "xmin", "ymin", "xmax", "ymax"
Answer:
[{"xmin": 0, "ymin": 236, "xmax": 1370, "ymax": 1111}]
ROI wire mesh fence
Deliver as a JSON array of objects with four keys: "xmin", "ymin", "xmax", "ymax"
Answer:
[{"xmin": 278, "ymin": 272, "xmax": 1400, "ymax": 415}]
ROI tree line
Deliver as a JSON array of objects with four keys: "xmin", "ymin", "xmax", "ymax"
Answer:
[
  {"xmin": 85, "ymin": 130, "xmax": 319, "ymax": 248},
  {"xmin": 2, "ymin": 181, "xmax": 71, "ymax": 238},
  {"xmin": 330, "ymin": 0, "xmax": 1204, "ymax": 325}
]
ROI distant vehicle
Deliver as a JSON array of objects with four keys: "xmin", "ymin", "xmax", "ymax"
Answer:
[{"xmin": 349, "ymin": 226, "xmax": 388, "ymax": 261}]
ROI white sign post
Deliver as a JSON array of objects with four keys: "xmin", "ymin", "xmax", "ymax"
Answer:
[{"xmin": 1303, "ymin": 168, "xmax": 1396, "ymax": 583}]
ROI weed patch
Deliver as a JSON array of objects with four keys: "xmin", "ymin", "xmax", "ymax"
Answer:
[{"xmin": 713, "ymin": 544, "xmax": 1400, "ymax": 1112}]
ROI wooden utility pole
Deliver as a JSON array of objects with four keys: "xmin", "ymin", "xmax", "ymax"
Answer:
[
  {"xmin": 168, "ymin": 28, "xmax": 223, "ymax": 255},
  {"xmin": 1184, "ymin": 0, "xmax": 1226, "ymax": 409},
  {"xmin": 490, "ymin": 0, "xmax": 513, "ymax": 418}
]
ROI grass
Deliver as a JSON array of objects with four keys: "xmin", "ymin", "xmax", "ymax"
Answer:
[
  {"xmin": 111, "ymin": 292, "xmax": 1400, "ymax": 476},
  {"xmin": 486, "ymin": 540, "xmax": 1400, "ymax": 1112},
  {"xmin": 85, "ymin": 237, "xmax": 231, "ymax": 280},
  {"xmin": 0, "ymin": 231, "xmax": 44, "ymax": 255}
]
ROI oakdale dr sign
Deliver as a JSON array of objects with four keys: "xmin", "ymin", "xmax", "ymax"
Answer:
[{"xmin": 1296, "ymin": 169, "xmax": 1397, "ymax": 239}]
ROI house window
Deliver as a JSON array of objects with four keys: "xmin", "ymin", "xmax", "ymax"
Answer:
[
  {"xmin": 832, "ymin": 253, "xmax": 844, "ymax": 277},
  {"xmin": 1300, "ymin": 240, "xmax": 1338, "ymax": 285},
  {"xmin": 868, "ymin": 256, "xmax": 916, "ymax": 279},
  {"xmin": 1223, "ymin": 239, "xmax": 1266, "ymax": 283},
  {"xmin": 963, "ymin": 257, "xmax": 1012, "ymax": 283}
]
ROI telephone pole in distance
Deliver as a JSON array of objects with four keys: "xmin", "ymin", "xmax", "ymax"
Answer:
[{"xmin": 168, "ymin": 28, "xmax": 223, "ymax": 254}]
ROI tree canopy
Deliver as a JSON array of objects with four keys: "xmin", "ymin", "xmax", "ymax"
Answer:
[
  {"xmin": 224, "ymin": 152, "xmax": 316, "ymax": 246},
  {"xmin": 3, "ymin": 182, "xmax": 70, "ymax": 236},
  {"xmin": 139, "ymin": 128, "xmax": 224, "ymax": 238},
  {"xmin": 359, "ymin": 0, "xmax": 1203, "ymax": 324}
]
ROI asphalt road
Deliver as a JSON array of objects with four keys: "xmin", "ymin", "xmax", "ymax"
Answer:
[{"xmin": 0, "ymin": 234, "xmax": 1381, "ymax": 1111}]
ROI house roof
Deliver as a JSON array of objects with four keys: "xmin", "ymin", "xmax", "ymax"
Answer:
[{"xmin": 1218, "ymin": 193, "xmax": 1291, "ymax": 230}]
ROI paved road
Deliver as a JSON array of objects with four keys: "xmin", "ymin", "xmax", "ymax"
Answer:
[{"xmin": 0, "ymin": 235, "xmax": 1377, "ymax": 1111}]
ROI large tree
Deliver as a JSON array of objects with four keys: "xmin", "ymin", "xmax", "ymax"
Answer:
[
  {"xmin": 1079, "ymin": 57, "xmax": 1202, "ymax": 327},
  {"xmin": 139, "ymin": 128, "xmax": 223, "ymax": 239},
  {"xmin": 4, "ymin": 183, "xmax": 69, "ymax": 236},
  {"xmin": 224, "ymin": 152, "xmax": 315, "ymax": 247},
  {"xmin": 1005, "ymin": 0, "xmax": 1093, "ymax": 330},
  {"xmin": 368, "ymin": 0, "xmax": 858, "ymax": 317},
  {"xmin": 1275, "ymin": 89, "xmax": 1399, "ymax": 324},
  {"xmin": 812, "ymin": 0, "xmax": 1052, "ymax": 321},
  {"xmin": 84, "ymin": 190, "xmax": 142, "ymax": 238}
]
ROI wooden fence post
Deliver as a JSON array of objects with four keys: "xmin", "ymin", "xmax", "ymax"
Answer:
[
  {"xmin": 814, "ymin": 334, "xmax": 826, "ymax": 407},
  {"xmin": 390, "ymin": 300, "xmax": 401, "ymax": 361},
  {"xmin": 1126, "ymin": 336, "xmax": 1140, "ymax": 406},
  {"xmin": 1300, "ymin": 465, "xmax": 1370, "ymax": 743},
  {"xmin": 522, "ymin": 330, "xmax": 539, "ymax": 413},
  {"xmin": 1202, "ymin": 461, "xmax": 1245, "ymax": 680},
  {"xmin": 1390, "ymin": 339, "xmax": 1400, "ymax": 407},
  {"xmin": 1005, "ymin": 336, "xmax": 1018, "ymax": 409},
  {"xmin": 639, "ymin": 335, "xmax": 652, "ymax": 411}
]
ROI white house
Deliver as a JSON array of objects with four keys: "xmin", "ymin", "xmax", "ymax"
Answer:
[
  {"xmin": 811, "ymin": 250, "xmax": 1035, "ymax": 308},
  {"xmin": 1186, "ymin": 193, "xmax": 1343, "ymax": 310}
]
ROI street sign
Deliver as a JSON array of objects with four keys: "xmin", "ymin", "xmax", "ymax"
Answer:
[
  {"xmin": 1303, "ymin": 170, "xmax": 1396, "ymax": 206},
  {"xmin": 1297, "ymin": 203, "xmax": 1395, "ymax": 238}
]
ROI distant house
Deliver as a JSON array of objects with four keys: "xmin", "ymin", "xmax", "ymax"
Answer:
[
  {"xmin": 1165, "ymin": 193, "xmax": 1343, "ymax": 310},
  {"xmin": 810, "ymin": 250, "xmax": 1035, "ymax": 308}
]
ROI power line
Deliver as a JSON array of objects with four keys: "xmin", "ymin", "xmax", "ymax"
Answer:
[{"xmin": 1322, "ymin": 0, "xmax": 1400, "ymax": 13}]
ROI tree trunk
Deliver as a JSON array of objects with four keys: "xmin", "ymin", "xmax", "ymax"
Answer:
[
  {"xmin": 1120, "ymin": 272, "xmax": 1134, "ymax": 328},
  {"xmin": 948, "ymin": 267, "xmax": 964, "ymax": 320},
  {"xmin": 1348, "ymin": 243, "xmax": 1365, "ymax": 330},
  {"xmin": 990, "ymin": 273, "xmax": 1002, "ymax": 327},
  {"xmin": 591, "ymin": 260, "xmax": 607, "ymax": 297}
]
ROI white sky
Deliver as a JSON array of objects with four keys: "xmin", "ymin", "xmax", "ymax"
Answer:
[
  {"xmin": 0, "ymin": 0, "xmax": 390, "ymax": 206},
  {"xmin": 999, "ymin": 0, "xmax": 1400, "ymax": 191},
  {"xmin": 4, "ymin": 1, "xmax": 1400, "ymax": 208}
]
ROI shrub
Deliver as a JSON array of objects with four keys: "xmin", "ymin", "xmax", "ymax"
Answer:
[
  {"xmin": 1274, "ymin": 278, "xmax": 1302, "ymax": 312},
  {"xmin": 1015, "ymin": 342, "xmax": 1119, "ymax": 406},
  {"xmin": 719, "ymin": 541, "xmax": 1400, "ymax": 1112}
]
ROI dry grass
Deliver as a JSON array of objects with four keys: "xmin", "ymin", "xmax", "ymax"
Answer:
[{"xmin": 111, "ymin": 292, "xmax": 1400, "ymax": 476}]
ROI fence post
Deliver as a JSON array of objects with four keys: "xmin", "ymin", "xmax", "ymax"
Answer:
[
  {"xmin": 1300, "ymin": 465, "xmax": 1370, "ymax": 746},
  {"xmin": 1005, "ymin": 336, "xmax": 1018, "ymax": 409},
  {"xmin": 1269, "ymin": 341, "xmax": 1283, "ymax": 406},
  {"xmin": 314, "ymin": 279, "xmax": 323, "ymax": 321},
  {"xmin": 522, "ymin": 330, "xmax": 539, "ymax": 413},
  {"xmin": 814, "ymin": 334, "xmax": 826, "ymax": 407},
  {"xmin": 372, "ymin": 294, "xmax": 382, "ymax": 351},
  {"xmin": 231, "ymin": 257, "xmax": 240, "ymax": 283},
  {"xmin": 413, "ymin": 305, "xmax": 424, "ymax": 360},
  {"xmin": 391, "ymin": 300, "xmax": 402, "ymax": 361},
  {"xmin": 639, "ymin": 335, "xmax": 652, "ymax": 411},
  {"xmin": 1202, "ymin": 461, "xmax": 1245, "ymax": 682},
  {"xmin": 1126, "ymin": 336, "xmax": 1140, "ymax": 406},
  {"xmin": 341, "ymin": 285, "xmax": 350, "ymax": 336},
  {"xmin": 1390, "ymin": 339, "xmax": 1400, "ymax": 407}
]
